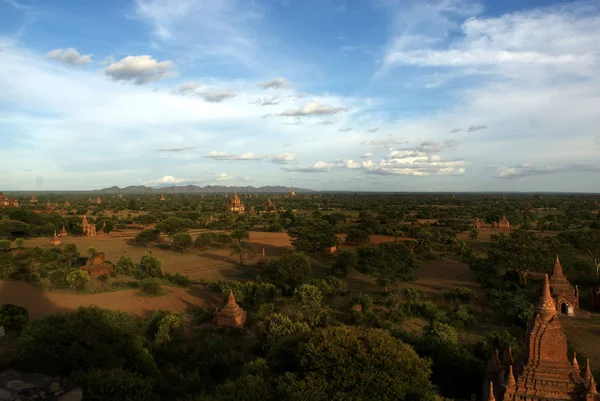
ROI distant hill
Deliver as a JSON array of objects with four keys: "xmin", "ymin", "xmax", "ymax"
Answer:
[{"xmin": 93, "ymin": 185, "xmax": 314, "ymax": 194}]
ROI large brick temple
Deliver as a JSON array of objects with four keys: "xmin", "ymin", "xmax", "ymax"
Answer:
[{"xmin": 483, "ymin": 274, "xmax": 597, "ymax": 400}]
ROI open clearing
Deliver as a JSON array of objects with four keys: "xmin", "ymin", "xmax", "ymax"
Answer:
[
  {"xmin": 0, "ymin": 280, "xmax": 216, "ymax": 320},
  {"xmin": 7, "ymin": 231, "xmax": 479, "ymax": 319}
]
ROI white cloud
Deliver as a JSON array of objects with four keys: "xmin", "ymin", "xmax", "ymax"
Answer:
[
  {"xmin": 270, "ymin": 153, "xmax": 298, "ymax": 164},
  {"xmin": 278, "ymin": 101, "xmax": 348, "ymax": 117},
  {"xmin": 345, "ymin": 159, "xmax": 360, "ymax": 169},
  {"xmin": 146, "ymin": 175, "xmax": 185, "ymax": 185},
  {"xmin": 367, "ymin": 128, "xmax": 380, "ymax": 133},
  {"xmin": 204, "ymin": 151, "xmax": 266, "ymax": 160},
  {"xmin": 283, "ymin": 161, "xmax": 333, "ymax": 173},
  {"xmin": 361, "ymin": 152, "xmax": 372, "ymax": 159},
  {"xmin": 199, "ymin": 90, "xmax": 236, "ymax": 103},
  {"xmin": 215, "ymin": 172, "xmax": 231, "ymax": 181},
  {"xmin": 467, "ymin": 125, "xmax": 487, "ymax": 132},
  {"xmin": 339, "ymin": 128, "xmax": 353, "ymax": 132},
  {"xmin": 104, "ymin": 55, "xmax": 174, "ymax": 84},
  {"xmin": 314, "ymin": 120, "xmax": 335, "ymax": 126},
  {"xmin": 258, "ymin": 78, "xmax": 290, "ymax": 89},
  {"xmin": 45, "ymin": 48, "xmax": 92, "ymax": 65}
]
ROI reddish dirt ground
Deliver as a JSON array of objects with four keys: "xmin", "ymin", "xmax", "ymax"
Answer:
[{"xmin": 0, "ymin": 280, "xmax": 215, "ymax": 320}]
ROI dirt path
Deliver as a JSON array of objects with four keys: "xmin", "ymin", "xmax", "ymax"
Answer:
[{"xmin": 0, "ymin": 280, "xmax": 215, "ymax": 320}]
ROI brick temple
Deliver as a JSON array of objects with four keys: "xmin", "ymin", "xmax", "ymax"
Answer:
[
  {"xmin": 549, "ymin": 256, "xmax": 579, "ymax": 316},
  {"xmin": 214, "ymin": 291, "xmax": 247, "ymax": 328},
  {"xmin": 227, "ymin": 192, "xmax": 245, "ymax": 213},
  {"xmin": 483, "ymin": 274, "xmax": 597, "ymax": 400},
  {"xmin": 0, "ymin": 192, "xmax": 18, "ymax": 208}
]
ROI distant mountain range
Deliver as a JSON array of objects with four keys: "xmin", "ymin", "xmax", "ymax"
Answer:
[{"xmin": 93, "ymin": 185, "xmax": 314, "ymax": 194}]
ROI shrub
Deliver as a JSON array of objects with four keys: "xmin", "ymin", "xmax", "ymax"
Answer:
[
  {"xmin": 70, "ymin": 368, "xmax": 159, "ymax": 401},
  {"xmin": 443, "ymin": 286, "xmax": 474, "ymax": 303},
  {"xmin": 140, "ymin": 278, "xmax": 161, "ymax": 296},
  {"xmin": 0, "ymin": 304, "xmax": 29, "ymax": 330},
  {"xmin": 155, "ymin": 314, "xmax": 183, "ymax": 345},
  {"xmin": 116, "ymin": 257, "xmax": 135, "ymax": 275},
  {"xmin": 164, "ymin": 272, "xmax": 192, "ymax": 288},
  {"xmin": 0, "ymin": 239, "xmax": 10, "ymax": 252},
  {"xmin": 138, "ymin": 254, "xmax": 163, "ymax": 278},
  {"xmin": 170, "ymin": 232, "xmax": 193, "ymax": 252},
  {"xmin": 310, "ymin": 276, "xmax": 347, "ymax": 295},
  {"xmin": 66, "ymin": 270, "xmax": 91, "ymax": 291},
  {"xmin": 134, "ymin": 229, "xmax": 160, "ymax": 247}
]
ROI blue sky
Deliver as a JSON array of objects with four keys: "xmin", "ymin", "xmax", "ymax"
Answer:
[{"xmin": 1, "ymin": 0, "xmax": 599, "ymax": 191}]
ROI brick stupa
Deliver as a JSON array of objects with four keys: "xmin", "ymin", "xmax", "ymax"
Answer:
[
  {"xmin": 215, "ymin": 291, "xmax": 247, "ymax": 328},
  {"xmin": 550, "ymin": 255, "xmax": 579, "ymax": 316},
  {"xmin": 483, "ymin": 274, "xmax": 599, "ymax": 400},
  {"xmin": 49, "ymin": 231, "xmax": 61, "ymax": 246}
]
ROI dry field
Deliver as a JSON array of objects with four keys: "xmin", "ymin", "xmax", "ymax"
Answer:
[
  {"xmin": 346, "ymin": 258, "xmax": 482, "ymax": 297},
  {"xmin": 0, "ymin": 280, "xmax": 216, "ymax": 320}
]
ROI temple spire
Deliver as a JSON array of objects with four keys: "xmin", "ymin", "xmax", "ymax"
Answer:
[
  {"xmin": 226, "ymin": 290, "xmax": 236, "ymax": 306},
  {"xmin": 588, "ymin": 375, "xmax": 598, "ymax": 395},
  {"xmin": 506, "ymin": 365, "xmax": 516, "ymax": 387},
  {"xmin": 553, "ymin": 255, "xmax": 565, "ymax": 277},
  {"xmin": 504, "ymin": 347, "xmax": 515, "ymax": 366},
  {"xmin": 487, "ymin": 381, "xmax": 496, "ymax": 401},
  {"xmin": 584, "ymin": 359, "xmax": 593, "ymax": 382},
  {"xmin": 536, "ymin": 274, "xmax": 557, "ymax": 320},
  {"xmin": 572, "ymin": 352, "xmax": 581, "ymax": 375}
]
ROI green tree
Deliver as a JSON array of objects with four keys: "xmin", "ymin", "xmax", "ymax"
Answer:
[
  {"xmin": 357, "ymin": 242, "xmax": 419, "ymax": 292},
  {"xmin": 345, "ymin": 228, "xmax": 370, "ymax": 245},
  {"xmin": 230, "ymin": 229, "xmax": 250, "ymax": 242},
  {"xmin": 264, "ymin": 249, "xmax": 312, "ymax": 293},
  {"xmin": 170, "ymin": 232, "xmax": 193, "ymax": 253},
  {"xmin": 276, "ymin": 326, "xmax": 437, "ymax": 401},
  {"xmin": 15, "ymin": 306, "xmax": 157, "ymax": 377},
  {"xmin": 0, "ymin": 239, "xmax": 10, "ymax": 252},
  {"xmin": 230, "ymin": 241, "xmax": 256, "ymax": 265},
  {"xmin": 155, "ymin": 217, "xmax": 191, "ymax": 235},
  {"xmin": 116, "ymin": 256, "xmax": 135, "ymax": 275},
  {"xmin": 468, "ymin": 229, "xmax": 478, "ymax": 240},
  {"xmin": 331, "ymin": 249, "xmax": 358, "ymax": 276},
  {"xmin": 288, "ymin": 220, "xmax": 338, "ymax": 255},
  {"xmin": 66, "ymin": 270, "xmax": 91, "ymax": 291},
  {"xmin": 139, "ymin": 254, "xmax": 163, "ymax": 278},
  {"xmin": 62, "ymin": 244, "xmax": 80, "ymax": 268},
  {"xmin": 86, "ymin": 246, "xmax": 99, "ymax": 262},
  {"xmin": 14, "ymin": 238, "xmax": 24, "ymax": 249},
  {"xmin": 70, "ymin": 368, "xmax": 159, "ymax": 401},
  {"xmin": 0, "ymin": 219, "xmax": 31, "ymax": 240},
  {"xmin": 134, "ymin": 229, "xmax": 160, "ymax": 247}
]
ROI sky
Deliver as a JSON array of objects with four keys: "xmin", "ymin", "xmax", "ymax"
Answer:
[{"xmin": 0, "ymin": 0, "xmax": 599, "ymax": 192}]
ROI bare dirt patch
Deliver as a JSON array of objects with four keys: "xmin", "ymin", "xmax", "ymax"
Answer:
[{"xmin": 0, "ymin": 280, "xmax": 216, "ymax": 320}]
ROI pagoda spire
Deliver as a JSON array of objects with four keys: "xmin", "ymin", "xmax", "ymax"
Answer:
[
  {"xmin": 487, "ymin": 381, "xmax": 496, "ymax": 401},
  {"xmin": 226, "ymin": 290, "xmax": 237, "ymax": 306},
  {"xmin": 572, "ymin": 352, "xmax": 581, "ymax": 375},
  {"xmin": 504, "ymin": 347, "xmax": 515, "ymax": 366},
  {"xmin": 553, "ymin": 255, "xmax": 565, "ymax": 277},
  {"xmin": 584, "ymin": 359, "xmax": 593, "ymax": 382},
  {"xmin": 588, "ymin": 375, "xmax": 598, "ymax": 395},
  {"xmin": 536, "ymin": 274, "xmax": 557, "ymax": 321},
  {"xmin": 506, "ymin": 365, "xmax": 516, "ymax": 387}
]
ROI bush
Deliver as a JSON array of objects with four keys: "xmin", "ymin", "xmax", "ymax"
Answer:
[
  {"xmin": 116, "ymin": 257, "xmax": 135, "ymax": 275},
  {"xmin": 164, "ymin": 272, "xmax": 192, "ymax": 287},
  {"xmin": 0, "ymin": 304, "xmax": 29, "ymax": 329},
  {"xmin": 140, "ymin": 278, "xmax": 161, "ymax": 296},
  {"xmin": 154, "ymin": 314, "xmax": 183, "ymax": 345},
  {"xmin": 134, "ymin": 229, "xmax": 160, "ymax": 247},
  {"xmin": 138, "ymin": 254, "xmax": 163, "ymax": 278},
  {"xmin": 170, "ymin": 232, "xmax": 193, "ymax": 252},
  {"xmin": 443, "ymin": 286, "xmax": 474, "ymax": 303},
  {"xmin": 66, "ymin": 270, "xmax": 91, "ymax": 291},
  {"xmin": 70, "ymin": 368, "xmax": 159, "ymax": 401},
  {"xmin": 0, "ymin": 239, "xmax": 11, "ymax": 251}
]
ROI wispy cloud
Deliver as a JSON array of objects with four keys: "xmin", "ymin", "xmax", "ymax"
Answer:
[
  {"xmin": 496, "ymin": 163, "xmax": 600, "ymax": 179},
  {"xmin": 277, "ymin": 101, "xmax": 348, "ymax": 117},
  {"xmin": 367, "ymin": 128, "xmax": 380, "ymax": 133},
  {"xmin": 258, "ymin": 78, "xmax": 290, "ymax": 89},
  {"xmin": 157, "ymin": 146, "xmax": 195, "ymax": 152},
  {"xmin": 215, "ymin": 172, "xmax": 231, "ymax": 181},
  {"xmin": 198, "ymin": 90, "xmax": 237, "ymax": 103},
  {"xmin": 177, "ymin": 81, "xmax": 201, "ymax": 94},
  {"xmin": 467, "ymin": 124, "xmax": 487, "ymax": 132},
  {"xmin": 204, "ymin": 151, "xmax": 266, "ymax": 160},
  {"xmin": 338, "ymin": 128, "xmax": 353, "ymax": 132},
  {"xmin": 3, "ymin": 0, "xmax": 33, "ymax": 10}
]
